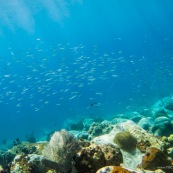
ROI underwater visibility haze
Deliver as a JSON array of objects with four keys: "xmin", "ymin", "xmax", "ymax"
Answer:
[{"xmin": 0, "ymin": 0, "xmax": 173, "ymax": 143}]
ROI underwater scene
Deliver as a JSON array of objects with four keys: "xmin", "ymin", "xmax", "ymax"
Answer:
[{"xmin": 0, "ymin": 0, "xmax": 173, "ymax": 172}]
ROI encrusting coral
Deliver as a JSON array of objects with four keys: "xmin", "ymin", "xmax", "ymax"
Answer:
[
  {"xmin": 136, "ymin": 140, "xmax": 151, "ymax": 153},
  {"xmin": 111, "ymin": 166, "xmax": 133, "ymax": 173},
  {"xmin": 138, "ymin": 147, "xmax": 172, "ymax": 173},
  {"xmin": 96, "ymin": 166, "xmax": 138, "ymax": 173},
  {"xmin": 73, "ymin": 142, "xmax": 123, "ymax": 173}
]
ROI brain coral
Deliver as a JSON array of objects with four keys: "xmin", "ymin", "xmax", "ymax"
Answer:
[{"xmin": 113, "ymin": 131, "xmax": 137, "ymax": 152}]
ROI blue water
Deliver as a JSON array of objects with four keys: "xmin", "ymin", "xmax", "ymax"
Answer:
[{"xmin": 0, "ymin": 0, "xmax": 173, "ymax": 143}]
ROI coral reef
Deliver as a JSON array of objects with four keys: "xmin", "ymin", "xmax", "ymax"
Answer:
[
  {"xmin": 137, "ymin": 117, "xmax": 154, "ymax": 131},
  {"xmin": 42, "ymin": 129, "xmax": 80, "ymax": 173},
  {"xmin": 136, "ymin": 108, "xmax": 173, "ymax": 137},
  {"xmin": 10, "ymin": 154, "xmax": 60, "ymax": 173},
  {"xmin": 88, "ymin": 121, "xmax": 113, "ymax": 140},
  {"xmin": 69, "ymin": 130, "xmax": 89, "ymax": 140},
  {"xmin": 96, "ymin": 166, "xmax": 114, "ymax": 173},
  {"xmin": 83, "ymin": 119, "xmax": 95, "ymax": 131},
  {"xmin": 0, "ymin": 151, "xmax": 15, "ymax": 171},
  {"xmin": 150, "ymin": 117, "xmax": 173, "ymax": 136},
  {"xmin": 111, "ymin": 166, "xmax": 134, "ymax": 173},
  {"xmin": 163, "ymin": 97, "xmax": 173, "ymax": 111},
  {"xmin": 138, "ymin": 147, "xmax": 172, "ymax": 173},
  {"xmin": 154, "ymin": 110, "xmax": 168, "ymax": 118},
  {"xmin": 10, "ymin": 142, "xmax": 44, "ymax": 155},
  {"xmin": 88, "ymin": 122, "xmax": 103, "ymax": 139},
  {"xmin": 130, "ymin": 115, "xmax": 143, "ymax": 123},
  {"xmin": 0, "ymin": 142, "xmax": 44, "ymax": 171},
  {"xmin": 96, "ymin": 166, "xmax": 139, "ymax": 173},
  {"xmin": 74, "ymin": 142, "xmax": 123, "ymax": 173},
  {"xmin": 162, "ymin": 134, "xmax": 173, "ymax": 159},
  {"xmin": 10, "ymin": 154, "xmax": 36, "ymax": 173},
  {"xmin": 118, "ymin": 121, "xmax": 164, "ymax": 150},
  {"xmin": 168, "ymin": 134, "xmax": 173, "ymax": 144},
  {"xmin": 136, "ymin": 140, "xmax": 151, "ymax": 153},
  {"xmin": 2, "ymin": 95, "xmax": 173, "ymax": 173},
  {"xmin": 92, "ymin": 121, "xmax": 166, "ymax": 169},
  {"xmin": 113, "ymin": 131, "xmax": 137, "ymax": 152},
  {"xmin": 64, "ymin": 119, "xmax": 84, "ymax": 131}
]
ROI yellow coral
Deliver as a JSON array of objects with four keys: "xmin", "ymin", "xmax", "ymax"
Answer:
[
  {"xmin": 167, "ymin": 147, "xmax": 173, "ymax": 155},
  {"xmin": 168, "ymin": 134, "xmax": 173, "ymax": 142},
  {"xmin": 47, "ymin": 170, "xmax": 55, "ymax": 173},
  {"xmin": 0, "ymin": 165, "xmax": 3, "ymax": 171},
  {"xmin": 111, "ymin": 166, "xmax": 132, "ymax": 173}
]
